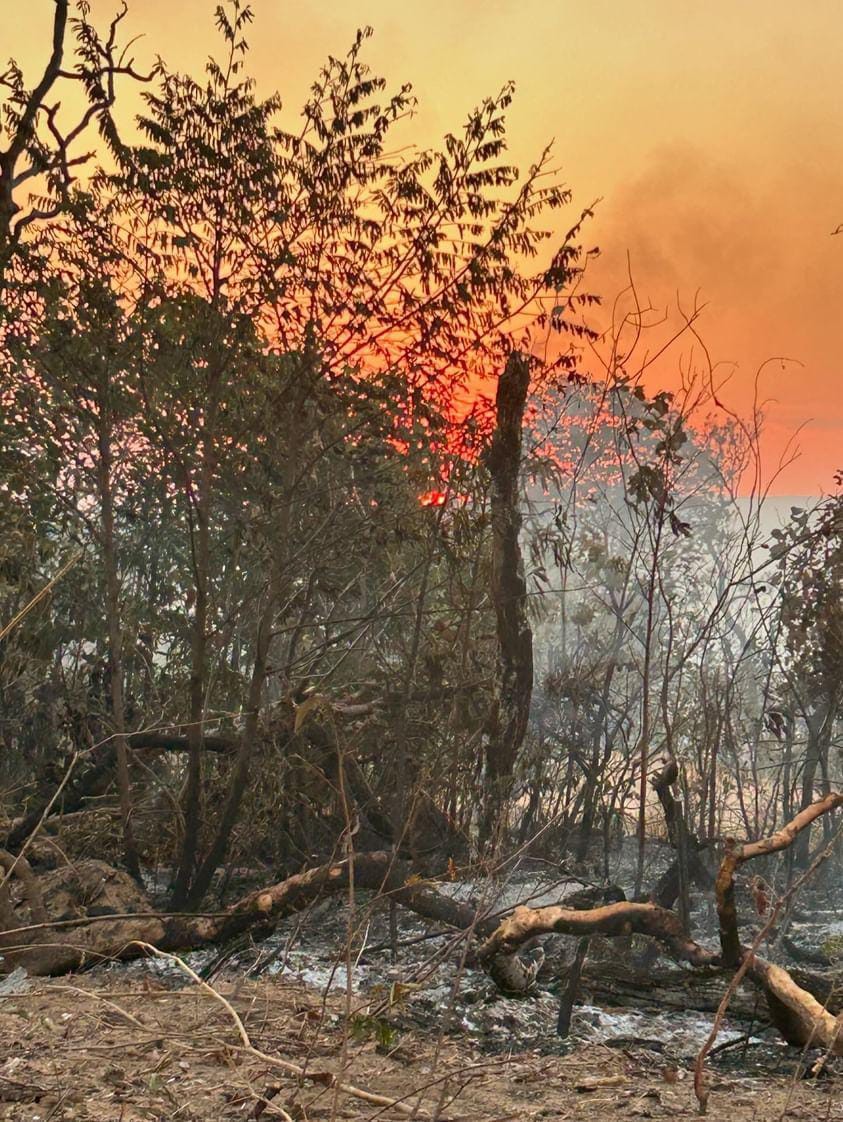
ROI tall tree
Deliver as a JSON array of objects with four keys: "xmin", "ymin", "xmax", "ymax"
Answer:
[
  {"xmin": 0, "ymin": 0, "xmax": 149, "ymax": 290},
  {"xmin": 2, "ymin": 0, "xmax": 593, "ymax": 898}
]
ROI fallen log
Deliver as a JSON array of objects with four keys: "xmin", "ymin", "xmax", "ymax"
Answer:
[
  {"xmin": 0, "ymin": 851, "xmax": 486, "ymax": 975},
  {"xmin": 715, "ymin": 792, "xmax": 843, "ymax": 967},
  {"xmin": 2, "ymin": 798, "xmax": 842, "ymax": 1064},
  {"xmin": 746, "ymin": 956, "xmax": 842, "ymax": 1054}
]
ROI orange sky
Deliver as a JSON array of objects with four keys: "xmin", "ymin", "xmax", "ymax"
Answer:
[{"xmin": 14, "ymin": 1, "xmax": 843, "ymax": 495}]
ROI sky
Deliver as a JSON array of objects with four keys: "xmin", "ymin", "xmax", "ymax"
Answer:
[{"xmin": 12, "ymin": 1, "xmax": 843, "ymax": 496}]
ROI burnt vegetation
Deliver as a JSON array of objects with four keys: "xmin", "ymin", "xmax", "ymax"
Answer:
[{"xmin": 0, "ymin": 3, "xmax": 841, "ymax": 1118}]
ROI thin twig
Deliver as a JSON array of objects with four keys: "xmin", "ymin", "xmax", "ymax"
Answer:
[
  {"xmin": 0, "ymin": 551, "xmax": 83, "ymax": 642},
  {"xmin": 130, "ymin": 943, "xmax": 432, "ymax": 1119}
]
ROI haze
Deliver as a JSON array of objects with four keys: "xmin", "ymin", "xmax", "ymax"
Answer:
[{"xmin": 15, "ymin": 0, "xmax": 843, "ymax": 494}]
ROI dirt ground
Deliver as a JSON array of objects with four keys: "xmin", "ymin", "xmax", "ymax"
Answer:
[{"xmin": 0, "ymin": 970, "xmax": 840, "ymax": 1122}]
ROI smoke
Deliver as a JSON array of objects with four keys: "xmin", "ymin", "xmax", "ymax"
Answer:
[{"xmin": 585, "ymin": 140, "xmax": 843, "ymax": 495}]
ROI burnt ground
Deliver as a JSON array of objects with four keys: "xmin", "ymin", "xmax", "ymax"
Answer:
[
  {"xmin": 0, "ymin": 969, "xmax": 840, "ymax": 1122},
  {"xmin": 1, "ymin": 852, "xmax": 840, "ymax": 1120}
]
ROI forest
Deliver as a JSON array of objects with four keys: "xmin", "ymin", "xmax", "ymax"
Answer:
[{"xmin": 0, "ymin": 3, "xmax": 841, "ymax": 1119}]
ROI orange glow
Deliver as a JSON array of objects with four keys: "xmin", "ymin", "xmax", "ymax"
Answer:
[
  {"xmin": 419, "ymin": 490, "xmax": 448, "ymax": 508},
  {"xmin": 11, "ymin": 1, "xmax": 843, "ymax": 496}
]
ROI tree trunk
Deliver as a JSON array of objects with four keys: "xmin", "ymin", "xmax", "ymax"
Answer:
[
  {"xmin": 170, "ymin": 465, "xmax": 211, "ymax": 908},
  {"xmin": 480, "ymin": 351, "xmax": 533, "ymax": 847},
  {"xmin": 186, "ymin": 602, "xmax": 274, "ymax": 906},
  {"xmin": 794, "ymin": 705, "xmax": 832, "ymax": 868},
  {"xmin": 97, "ymin": 410, "xmax": 141, "ymax": 882}
]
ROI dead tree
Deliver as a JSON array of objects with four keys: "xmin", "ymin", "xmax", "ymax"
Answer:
[
  {"xmin": 480, "ymin": 350, "xmax": 534, "ymax": 846},
  {"xmin": 649, "ymin": 754, "xmax": 711, "ymax": 922}
]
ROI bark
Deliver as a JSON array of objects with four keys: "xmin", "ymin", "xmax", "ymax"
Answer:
[
  {"xmin": 715, "ymin": 793, "xmax": 843, "ymax": 966},
  {"xmin": 97, "ymin": 411, "xmax": 141, "ymax": 882},
  {"xmin": 480, "ymin": 351, "xmax": 533, "ymax": 845},
  {"xmin": 185, "ymin": 603, "xmax": 274, "ymax": 907}
]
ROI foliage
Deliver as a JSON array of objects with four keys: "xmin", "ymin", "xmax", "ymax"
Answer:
[{"xmin": 1, "ymin": 2, "xmax": 840, "ymax": 902}]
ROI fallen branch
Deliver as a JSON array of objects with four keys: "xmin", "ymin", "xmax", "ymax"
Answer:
[
  {"xmin": 476, "ymin": 900, "xmax": 718, "ymax": 970},
  {"xmin": 716, "ymin": 794, "xmax": 843, "ymax": 966}
]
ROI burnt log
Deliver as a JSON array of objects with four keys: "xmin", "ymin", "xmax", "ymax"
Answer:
[{"xmin": 2, "ymin": 797, "xmax": 842, "ymax": 1064}]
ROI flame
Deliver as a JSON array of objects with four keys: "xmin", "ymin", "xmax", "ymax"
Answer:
[{"xmin": 419, "ymin": 489, "xmax": 447, "ymax": 507}]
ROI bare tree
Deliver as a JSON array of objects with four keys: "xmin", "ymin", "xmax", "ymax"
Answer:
[
  {"xmin": 0, "ymin": 0, "xmax": 150, "ymax": 285},
  {"xmin": 480, "ymin": 351, "xmax": 534, "ymax": 846}
]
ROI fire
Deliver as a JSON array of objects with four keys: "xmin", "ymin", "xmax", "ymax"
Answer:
[{"xmin": 419, "ymin": 489, "xmax": 447, "ymax": 507}]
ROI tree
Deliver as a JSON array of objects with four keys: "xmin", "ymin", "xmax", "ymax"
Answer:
[
  {"xmin": 771, "ymin": 486, "xmax": 843, "ymax": 866},
  {"xmin": 0, "ymin": 0, "xmax": 149, "ymax": 290},
  {"xmin": 3, "ymin": 1, "xmax": 595, "ymax": 902}
]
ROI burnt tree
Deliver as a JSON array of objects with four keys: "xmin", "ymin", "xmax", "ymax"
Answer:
[{"xmin": 480, "ymin": 350, "xmax": 534, "ymax": 846}]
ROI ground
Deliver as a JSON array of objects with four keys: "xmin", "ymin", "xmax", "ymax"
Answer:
[{"xmin": 1, "ymin": 971, "xmax": 840, "ymax": 1122}]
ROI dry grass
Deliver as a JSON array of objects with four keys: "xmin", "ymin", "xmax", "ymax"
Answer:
[{"xmin": 0, "ymin": 972, "xmax": 841, "ymax": 1121}]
